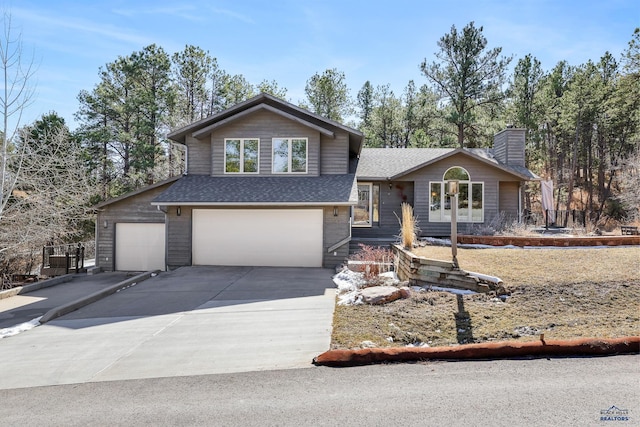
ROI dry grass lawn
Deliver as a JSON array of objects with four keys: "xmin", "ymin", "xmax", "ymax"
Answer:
[{"xmin": 331, "ymin": 246, "xmax": 640, "ymax": 349}]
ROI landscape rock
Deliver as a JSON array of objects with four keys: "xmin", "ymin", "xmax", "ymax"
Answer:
[{"xmin": 360, "ymin": 286, "xmax": 409, "ymax": 305}]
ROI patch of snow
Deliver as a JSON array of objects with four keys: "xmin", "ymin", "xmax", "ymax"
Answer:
[
  {"xmin": 386, "ymin": 337, "xmax": 394, "ymax": 343},
  {"xmin": 426, "ymin": 285, "xmax": 477, "ymax": 296},
  {"xmin": 360, "ymin": 340, "xmax": 377, "ymax": 348},
  {"xmin": 0, "ymin": 316, "xmax": 42, "ymax": 339},
  {"xmin": 337, "ymin": 291, "xmax": 363, "ymax": 306},
  {"xmin": 333, "ymin": 268, "xmax": 407, "ymax": 306},
  {"xmin": 333, "ymin": 269, "xmax": 365, "ymax": 293}
]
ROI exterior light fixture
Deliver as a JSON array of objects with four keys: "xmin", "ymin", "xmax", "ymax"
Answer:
[
  {"xmin": 177, "ymin": 206, "xmax": 182, "ymax": 216},
  {"xmin": 448, "ymin": 180, "xmax": 459, "ymax": 196},
  {"xmin": 333, "ymin": 206, "xmax": 338, "ymax": 217},
  {"xmin": 103, "ymin": 220, "xmax": 108, "ymax": 228}
]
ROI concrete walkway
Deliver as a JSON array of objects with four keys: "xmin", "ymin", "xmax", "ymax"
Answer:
[{"xmin": 0, "ymin": 266, "xmax": 336, "ymax": 390}]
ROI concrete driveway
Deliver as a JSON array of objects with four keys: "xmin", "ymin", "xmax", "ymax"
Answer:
[{"xmin": 0, "ymin": 266, "xmax": 337, "ymax": 390}]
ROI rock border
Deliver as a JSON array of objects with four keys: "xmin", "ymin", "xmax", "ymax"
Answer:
[{"xmin": 313, "ymin": 336, "xmax": 640, "ymax": 367}]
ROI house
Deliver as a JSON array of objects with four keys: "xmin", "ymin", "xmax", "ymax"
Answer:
[
  {"xmin": 352, "ymin": 127, "xmax": 538, "ymax": 243},
  {"xmin": 95, "ymin": 93, "xmax": 363, "ymax": 271},
  {"xmin": 94, "ymin": 94, "xmax": 537, "ymax": 272}
]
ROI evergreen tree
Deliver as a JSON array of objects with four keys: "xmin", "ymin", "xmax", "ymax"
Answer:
[{"xmin": 420, "ymin": 22, "xmax": 512, "ymax": 147}]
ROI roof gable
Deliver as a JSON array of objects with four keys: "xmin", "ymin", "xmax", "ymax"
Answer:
[
  {"xmin": 93, "ymin": 176, "xmax": 181, "ymax": 209},
  {"xmin": 357, "ymin": 148, "xmax": 538, "ymax": 181},
  {"xmin": 168, "ymin": 93, "xmax": 363, "ymax": 155}
]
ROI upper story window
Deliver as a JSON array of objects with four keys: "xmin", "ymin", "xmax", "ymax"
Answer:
[
  {"xmin": 429, "ymin": 167, "xmax": 484, "ymax": 223},
  {"xmin": 225, "ymin": 138, "xmax": 259, "ymax": 173},
  {"xmin": 272, "ymin": 138, "xmax": 307, "ymax": 173}
]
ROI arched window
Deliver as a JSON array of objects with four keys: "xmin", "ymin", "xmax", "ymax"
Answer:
[
  {"xmin": 443, "ymin": 167, "xmax": 470, "ymax": 181},
  {"xmin": 430, "ymin": 166, "xmax": 484, "ymax": 223}
]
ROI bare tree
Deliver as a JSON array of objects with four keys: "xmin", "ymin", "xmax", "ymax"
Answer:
[
  {"xmin": 0, "ymin": 10, "xmax": 36, "ymax": 222},
  {"xmin": 1, "ymin": 123, "xmax": 92, "ymax": 283}
]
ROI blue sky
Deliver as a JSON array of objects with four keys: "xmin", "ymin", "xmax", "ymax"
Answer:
[{"xmin": 7, "ymin": 0, "xmax": 640, "ymax": 130}]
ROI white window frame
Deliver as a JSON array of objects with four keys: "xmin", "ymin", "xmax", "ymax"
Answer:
[
  {"xmin": 428, "ymin": 167, "xmax": 484, "ymax": 223},
  {"xmin": 224, "ymin": 138, "xmax": 260, "ymax": 174},
  {"xmin": 353, "ymin": 182, "xmax": 373, "ymax": 227},
  {"xmin": 271, "ymin": 137, "xmax": 308, "ymax": 174}
]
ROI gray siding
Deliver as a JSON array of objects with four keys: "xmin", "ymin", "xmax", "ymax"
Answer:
[
  {"xmin": 186, "ymin": 135, "xmax": 211, "ymax": 175},
  {"xmin": 208, "ymin": 109, "xmax": 321, "ymax": 176},
  {"xmin": 352, "ymin": 181, "xmax": 414, "ymax": 238},
  {"xmin": 96, "ymin": 185, "xmax": 170, "ymax": 272},
  {"xmin": 493, "ymin": 128, "xmax": 525, "ymax": 167},
  {"xmin": 499, "ymin": 181, "xmax": 520, "ymax": 221},
  {"xmin": 320, "ymin": 132, "xmax": 349, "ymax": 174},
  {"xmin": 166, "ymin": 206, "xmax": 192, "ymax": 269},
  {"xmin": 323, "ymin": 206, "xmax": 351, "ymax": 267},
  {"xmin": 401, "ymin": 153, "xmax": 523, "ymax": 236}
]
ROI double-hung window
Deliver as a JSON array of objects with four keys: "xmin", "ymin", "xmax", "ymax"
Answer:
[
  {"xmin": 429, "ymin": 167, "xmax": 484, "ymax": 222},
  {"xmin": 272, "ymin": 138, "xmax": 307, "ymax": 173},
  {"xmin": 225, "ymin": 138, "xmax": 259, "ymax": 173}
]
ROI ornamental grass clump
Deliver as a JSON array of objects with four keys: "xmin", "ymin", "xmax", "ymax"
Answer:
[{"xmin": 399, "ymin": 202, "xmax": 419, "ymax": 249}]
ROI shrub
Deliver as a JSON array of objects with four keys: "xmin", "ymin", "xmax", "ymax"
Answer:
[{"xmin": 348, "ymin": 244, "xmax": 393, "ymax": 281}]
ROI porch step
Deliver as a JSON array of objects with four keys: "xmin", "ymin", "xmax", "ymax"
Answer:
[{"xmin": 349, "ymin": 237, "xmax": 398, "ymax": 255}]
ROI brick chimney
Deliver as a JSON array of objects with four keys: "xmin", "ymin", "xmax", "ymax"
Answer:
[{"xmin": 493, "ymin": 127, "xmax": 525, "ymax": 166}]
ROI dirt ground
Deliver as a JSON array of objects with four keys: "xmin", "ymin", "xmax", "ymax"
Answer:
[{"xmin": 331, "ymin": 246, "xmax": 640, "ymax": 349}]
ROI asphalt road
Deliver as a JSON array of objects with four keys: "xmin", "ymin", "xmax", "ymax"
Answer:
[{"xmin": 2, "ymin": 355, "xmax": 637, "ymax": 426}]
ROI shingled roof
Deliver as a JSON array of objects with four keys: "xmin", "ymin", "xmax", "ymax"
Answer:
[
  {"xmin": 356, "ymin": 148, "xmax": 538, "ymax": 181},
  {"xmin": 151, "ymin": 174, "xmax": 358, "ymax": 206}
]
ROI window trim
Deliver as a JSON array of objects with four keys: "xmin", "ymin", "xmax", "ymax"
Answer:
[
  {"xmin": 353, "ymin": 182, "xmax": 374, "ymax": 228},
  {"xmin": 224, "ymin": 138, "xmax": 260, "ymax": 174},
  {"xmin": 271, "ymin": 137, "xmax": 308, "ymax": 174},
  {"xmin": 429, "ymin": 167, "xmax": 484, "ymax": 223}
]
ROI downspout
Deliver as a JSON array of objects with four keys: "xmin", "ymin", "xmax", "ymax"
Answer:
[{"xmin": 94, "ymin": 211, "xmax": 99, "ymax": 270}]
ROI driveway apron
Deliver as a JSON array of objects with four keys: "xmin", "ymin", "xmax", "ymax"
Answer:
[{"xmin": 0, "ymin": 266, "xmax": 336, "ymax": 390}]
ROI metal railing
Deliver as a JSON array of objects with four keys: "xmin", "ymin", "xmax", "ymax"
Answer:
[{"xmin": 42, "ymin": 243, "xmax": 85, "ymax": 274}]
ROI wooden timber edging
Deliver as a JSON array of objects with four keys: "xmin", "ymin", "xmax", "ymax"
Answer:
[
  {"xmin": 313, "ymin": 336, "xmax": 640, "ymax": 367},
  {"xmin": 457, "ymin": 234, "xmax": 640, "ymax": 247},
  {"xmin": 392, "ymin": 244, "xmax": 496, "ymax": 293}
]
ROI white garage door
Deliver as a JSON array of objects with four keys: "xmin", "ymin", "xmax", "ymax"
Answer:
[
  {"xmin": 115, "ymin": 223, "xmax": 166, "ymax": 271},
  {"xmin": 192, "ymin": 209, "xmax": 323, "ymax": 267}
]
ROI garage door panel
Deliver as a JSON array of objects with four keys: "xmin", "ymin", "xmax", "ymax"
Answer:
[
  {"xmin": 116, "ymin": 223, "xmax": 165, "ymax": 271},
  {"xmin": 192, "ymin": 209, "xmax": 323, "ymax": 267}
]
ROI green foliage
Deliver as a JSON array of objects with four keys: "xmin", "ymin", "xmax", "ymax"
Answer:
[
  {"xmin": 171, "ymin": 44, "xmax": 215, "ymax": 123},
  {"xmin": 304, "ymin": 68, "xmax": 351, "ymax": 122},
  {"xmin": 256, "ymin": 79, "xmax": 288, "ymax": 99},
  {"xmin": 420, "ymin": 21, "xmax": 512, "ymax": 148}
]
